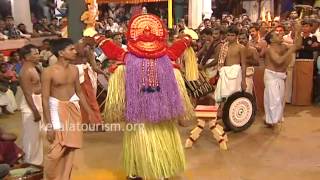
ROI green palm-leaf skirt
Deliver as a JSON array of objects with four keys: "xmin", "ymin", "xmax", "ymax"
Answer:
[{"xmin": 123, "ymin": 121, "xmax": 185, "ymax": 179}]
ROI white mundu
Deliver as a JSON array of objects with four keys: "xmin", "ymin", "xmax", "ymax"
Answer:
[
  {"xmin": 264, "ymin": 69, "xmax": 287, "ymax": 124},
  {"xmin": 20, "ymin": 94, "xmax": 43, "ymax": 165},
  {"xmin": 214, "ymin": 64, "xmax": 242, "ymax": 102}
]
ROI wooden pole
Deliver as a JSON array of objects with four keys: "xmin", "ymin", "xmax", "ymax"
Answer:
[
  {"xmin": 168, "ymin": 0, "xmax": 173, "ymax": 29},
  {"xmin": 68, "ymin": 0, "xmax": 86, "ymax": 42}
]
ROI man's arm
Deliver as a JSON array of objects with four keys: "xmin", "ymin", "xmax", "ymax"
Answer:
[
  {"xmin": 267, "ymin": 46, "xmax": 297, "ymax": 65},
  {"xmin": 87, "ymin": 48, "xmax": 107, "ymax": 77},
  {"xmin": 249, "ymin": 47, "xmax": 260, "ymax": 66},
  {"xmin": 41, "ymin": 69, "xmax": 52, "ymax": 125},
  {"xmin": 19, "ymin": 70, "xmax": 41, "ymax": 122},
  {"xmin": 240, "ymin": 46, "xmax": 247, "ymax": 90},
  {"xmin": 204, "ymin": 43, "xmax": 222, "ymax": 68},
  {"xmin": 74, "ymin": 67, "xmax": 93, "ymax": 117}
]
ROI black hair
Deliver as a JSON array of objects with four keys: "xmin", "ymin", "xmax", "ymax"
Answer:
[
  {"xmin": 42, "ymin": 39, "xmax": 51, "ymax": 44},
  {"xmin": 276, "ymin": 25, "xmax": 285, "ymax": 31},
  {"xmin": 227, "ymin": 25, "xmax": 239, "ymax": 35},
  {"xmin": 249, "ymin": 23, "xmax": 260, "ymax": 31},
  {"xmin": 203, "ymin": 18, "xmax": 210, "ymax": 23},
  {"xmin": 212, "ymin": 27, "xmax": 221, "ymax": 33},
  {"xmin": 200, "ymin": 28, "xmax": 213, "ymax": 36},
  {"xmin": 5, "ymin": 16, "xmax": 14, "ymax": 20},
  {"xmin": 50, "ymin": 38, "xmax": 74, "ymax": 57},
  {"xmin": 265, "ymin": 30, "xmax": 275, "ymax": 44},
  {"xmin": 19, "ymin": 44, "xmax": 38, "ymax": 59},
  {"xmin": 239, "ymin": 32, "xmax": 249, "ymax": 39}
]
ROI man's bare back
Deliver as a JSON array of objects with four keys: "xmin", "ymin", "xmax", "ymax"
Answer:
[{"xmin": 20, "ymin": 64, "xmax": 41, "ymax": 95}]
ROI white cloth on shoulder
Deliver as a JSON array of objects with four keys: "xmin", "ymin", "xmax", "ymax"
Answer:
[
  {"xmin": 264, "ymin": 69, "xmax": 287, "ymax": 124},
  {"xmin": 76, "ymin": 63, "xmax": 98, "ymax": 93},
  {"xmin": 214, "ymin": 64, "xmax": 242, "ymax": 102}
]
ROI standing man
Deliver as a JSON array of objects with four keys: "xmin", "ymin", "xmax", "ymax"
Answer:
[
  {"xmin": 198, "ymin": 27, "xmax": 223, "ymax": 85},
  {"xmin": 42, "ymin": 38, "xmax": 94, "ymax": 180},
  {"xmin": 238, "ymin": 33, "xmax": 260, "ymax": 94},
  {"xmin": 249, "ymin": 24, "xmax": 268, "ymax": 58},
  {"xmin": 292, "ymin": 20, "xmax": 319, "ymax": 105},
  {"xmin": 19, "ymin": 44, "xmax": 43, "ymax": 165},
  {"xmin": 264, "ymin": 22, "xmax": 302, "ymax": 127},
  {"xmin": 214, "ymin": 26, "xmax": 247, "ymax": 106},
  {"xmin": 73, "ymin": 37, "xmax": 107, "ymax": 127}
]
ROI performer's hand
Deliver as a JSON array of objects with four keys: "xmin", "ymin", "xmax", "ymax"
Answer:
[
  {"xmin": 241, "ymin": 81, "xmax": 247, "ymax": 92},
  {"xmin": 33, "ymin": 111, "xmax": 42, "ymax": 122},
  {"xmin": 47, "ymin": 128, "xmax": 55, "ymax": 143}
]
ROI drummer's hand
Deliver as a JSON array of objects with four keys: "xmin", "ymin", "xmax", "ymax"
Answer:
[
  {"xmin": 198, "ymin": 64, "xmax": 204, "ymax": 70},
  {"xmin": 241, "ymin": 81, "xmax": 247, "ymax": 91},
  {"xmin": 47, "ymin": 126, "xmax": 55, "ymax": 143}
]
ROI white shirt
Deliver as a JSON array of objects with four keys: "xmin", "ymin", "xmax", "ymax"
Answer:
[{"xmin": 105, "ymin": 23, "xmax": 119, "ymax": 33}]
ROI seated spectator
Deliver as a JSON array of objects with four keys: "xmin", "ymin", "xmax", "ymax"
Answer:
[
  {"xmin": 4, "ymin": 16, "xmax": 21, "ymax": 39},
  {"xmin": 0, "ymin": 19, "xmax": 8, "ymax": 40},
  {"xmin": 0, "ymin": 62, "xmax": 18, "ymax": 94},
  {"xmin": 0, "ymin": 83, "xmax": 15, "ymax": 114},
  {"xmin": 0, "ymin": 128, "xmax": 24, "ymax": 166},
  {"xmin": 105, "ymin": 17, "xmax": 119, "ymax": 33},
  {"xmin": 17, "ymin": 23, "xmax": 34, "ymax": 38},
  {"xmin": 50, "ymin": 18, "xmax": 60, "ymax": 31},
  {"xmin": 39, "ymin": 39, "xmax": 57, "ymax": 66},
  {"xmin": 33, "ymin": 23, "xmax": 51, "ymax": 37},
  {"xmin": 9, "ymin": 51, "xmax": 22, "ymax": 75},
  {"xmin": 48, "ymin": 24, "xmax": 61, "ymax": 35}
]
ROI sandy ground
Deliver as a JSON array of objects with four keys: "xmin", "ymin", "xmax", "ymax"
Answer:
[{"xmin": 1, "ymin": 105, "xmax": 320, "ymax": 180}]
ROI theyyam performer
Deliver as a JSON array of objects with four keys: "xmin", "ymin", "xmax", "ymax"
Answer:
[{"xmin": 93, "ymin": 12, "xmax": 196, "ymax": 179}]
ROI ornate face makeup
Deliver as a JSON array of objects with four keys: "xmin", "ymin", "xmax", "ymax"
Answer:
[{"xmin": 126, "ymin": 14, "xmax": 168, "ymax": 58}]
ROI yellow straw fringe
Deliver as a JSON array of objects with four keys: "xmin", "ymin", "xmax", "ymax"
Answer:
[
  {"xmin": 123, "ymin": 121, "xmax": 185, "ymax": 179},
  {"xmin": 184, "ymin": 47, "xmax": 199, "ymax": 81},
  {"xmin": 103, "ymin": 65, "xmax": 126, "ymax": 123},
  {"xmin": 174, "ymin": 69, "xmax": 195, "ymax": 122}
]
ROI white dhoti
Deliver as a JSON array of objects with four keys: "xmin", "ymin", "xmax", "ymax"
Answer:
[
  {"xmin": 0, "ymin": 91, "xmax": 9, "ymax": 114},
  {"xmin": 264, "ymin": 69, "xmax": 287, "ymax": 124},
  {"xmin": 20, "ymin": 94, "xmax": 43, "ymax": 165},
  {"xmin": 214, "ymin": 64, "xmax": 242, "ymax": 102},
  {"xmin": 5, "ymin": 89, "xmax": 17, "ymax": 113},
  {"xmin": 15, "ymin": 86, "xmax": 23, "ymax": 110},
  {"xmin": 245, "ymin": 67, "xmax": 255, "ymax": 94}
]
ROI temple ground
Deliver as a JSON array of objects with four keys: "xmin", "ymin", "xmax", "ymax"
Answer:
[{"xmin": 1, "ymin": 105, "xmax": 320, "ymax": 180}]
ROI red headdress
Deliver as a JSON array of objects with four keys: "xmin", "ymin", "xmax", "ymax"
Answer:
[{"xmin": 126, "ymin": 13, "xmax": 168, "ymax": 58}]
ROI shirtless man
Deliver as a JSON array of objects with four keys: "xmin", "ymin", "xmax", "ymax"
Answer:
[
  {"xmin": 42, "ymin": 38, "xmax": 94, "ymax": 179},
  {"xmin": 214, "ymin": 25, "xmax": 247, "ymax": 103},
  {"xmin": 249, "ymin": 24, "xmax": 268, "ymax": 58},
  {"xmin": 71, "ymin": 37, "xmax": 106, "ymax": 126},
  {"xmin": 18, "ymin": 44, "xmax": 43, "ymax": 165},
  {"xmin": 198, "ymin": 27, "xmax": 222, "ymax": 85},
  {"xmin": 238, "ymin": 33, "xmax": 260, "ymax": 94},
  {"xmin": 264, "ymin": 22, "xmax": 302, "ymax": 127}
]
